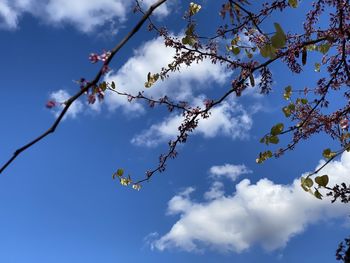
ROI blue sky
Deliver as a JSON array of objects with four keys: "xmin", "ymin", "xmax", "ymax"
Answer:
[{"xmin": 0, "ymin": 0, "xmax": 349, "ymax": 262}]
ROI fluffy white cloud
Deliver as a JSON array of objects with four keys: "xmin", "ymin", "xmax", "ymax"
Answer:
[
  {"xmin": 203, "ymin": 181, "xmax": 225, "ymax": 201},
  {"xmin": 103, "ymin": 36, "xmax": 258, "ymax": 146},
  {"xmin": 104, "ymin": 37, "xmax": 230, "ymax": 114},
  {"xmin": 49, "ymin": 89, "xmax": 83, "ymax": 119},
  {"xmin": 0, "ymin": 0, "xmax": 19, "ymax": 29},
  {"xmin": 130, "ymin": 99, "xmax": 253, "ymax": 147},
  {"xmin": 151, "ymin": 153, "xmax": 350, "ymax": 253},
  {"xmin": 0, "ymin": 0, "xmax": 171, "ymax": 32},
  {"xmin": 209, "ymin": 164, "xmax": 252, "ymax": 181},
  {"xmin": 45, "ymin": 0, "xmax": 128, "ymax": 32}
]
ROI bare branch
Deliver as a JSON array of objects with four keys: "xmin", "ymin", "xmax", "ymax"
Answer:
[{"xmin": 0, "ymin": 0, "xmax": 168, "ymax": 175}]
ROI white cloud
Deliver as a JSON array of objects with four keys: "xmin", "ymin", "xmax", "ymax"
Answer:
[
  {"xmin": 0, "ymin": 0, "xmax": 172, "ymax": 32},
  {"xmin": 45, "ymin": 0, "xmax": 128, "ymax": 32},
  {"xmin": 0, "ymin": 0, "xmax": 19, "ymax": 29},
  {"xmin": 203, "ymin": 181, "xmax": 224, "ymax": 201},
  {"xmin": 151, "ymin": 152, "xmax": 350, "ymax": 253},
  {"xmin": 49, "ymin": 89, "xmax": 83, "ymax": 119},
  {"xmin": 130, "ymin": 99, "xmax": 253, "ymax": 147},
  {"xmin": 104, "ymin": 36, "xmax": 246, "ymax": 147},
  {"xmin": 209, "ymin": 164, "xmax": 252, "ymax": 181},
  {"xmin": 104, "ymin": 37, "xmax": 230, "ymax": 114}
]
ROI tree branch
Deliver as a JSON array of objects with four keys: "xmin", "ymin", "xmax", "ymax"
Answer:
[{"xmin": 0, "ymin": 0, "xmax": 168, "ymax": 174}]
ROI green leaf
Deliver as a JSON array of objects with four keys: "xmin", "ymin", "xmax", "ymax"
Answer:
[
  {"xmin": 259, "ymin": 45, "xmax": 270, "ymax": 58},
  {"xmin": 315, "ymin": 175, "xmax": 329, "ymax": 187},
  {"xmin": 317, "ymin": 43, "xmax": 331, "ymax": 54},
  {"xmin": 182, "ymin": 35, "xmax": 197, "ymax": 47},
  {"xmin": 145, "ymin": 72, "xmax": 160, "ymax": 88},
  {"xmin": 100, "ymin": 82, "xmax": 107, "ymax": 92},
  {"xmin": 231, "ymin": 37, "xmax": 239, "ymax": 46},
  {"xmin": 283, "ymin": 106, "xmax": 291, "ymax": 117},
  {"xmin": 245, "ymin": 49, "xmax": 253, "ymax": 59},
  {"xmin": 256, "ymin": 150, "xmax": 273, "ymax": 164},
  {"xmin": 314, "ymin": 189, "xmax": 323, "ymax": 199},
  {"xmin": 301, "ymin": 177, "xmax": 313, "ymax": 191},
  {"xmin": 283, "ymin": 85, "xmax": 292, "ymax": 100},
  {"xmin": 268, "ymin": 135, "xmax": 279, "ymax": 144},
  {"xmin": 111, "ymin": 81, "xmax": 116, "ymax": 90},
  {"xmin": 185, "ymin": 24, "xmax": 195, "ymax": 36},
  {"xmin": 322, "ymin": 148, "xmax": 336, "ymax": 159},
  {"xmin": 314, "ymin": 62, "xmax": 321, "ymax": 72},
  {"xmin": 189, "ymin": 2, "xmax": 201, "ymax": 15},
  {"xmin": 260, "ymin": 136, "xmax": 267, "ymax": 144},
  {"xmin": 283, "ymin": 103, "xmax": 296, "ymax": 117},
  {"xmin": 288, "ymin": 0, "xmax": 298, "ymax": 8},
  {"xmin": 301, "ymin": 98, "xmax": 308, "ymax": 104},
  {"xmin": 116, "ymin": 168, "xmax": 124, "ymax": 177},
  {"xmin": 259, "ymin": 44, "xmax": 276, "ymax": 59},
  {"xmin": 271, "ymin": 23, "xmax": 286, "ymax": 49},
  {"xmin": 306, "ymin": 44, "xmax": 316, "ymax": 51},
  {"xmin": 120, "ymin": 177, "xmax": 132, "ymax": 186},
  {"xmin": 288, "ymin": 103, "xmax": 296, "ymax": 111},
  {"xmin": 271, "ymin": 123, "xmax": 284, "ymax": 136},
  {"xmin": 304, "ymin": 177, "xmax": 313, "ymax": 187},
  {"xmin": 231, "ymin": 46, "xmax": 241, "ymax": 55},
  {"xmin": 301, "ymin": 177, "xmax": 314, "ymax": 188}
]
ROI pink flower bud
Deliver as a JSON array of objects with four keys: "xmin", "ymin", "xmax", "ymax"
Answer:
[
  {"xmin": 89, "ymin": 53, "xmax": 99, "ymax": 63},
  {"xmin": 99, "ymin": 51, "xmax": 111, "ymax": 62},
  {"xmin": 46, "ymin": 100, "xmax": 56, "ymax": 109},
  {"xmin": 340, "ymin": 118, "xmax": 349, "ymax": 130},
  {"xmin": 88, "ymin": 94, "xmax": 96, "ymax": 104}
]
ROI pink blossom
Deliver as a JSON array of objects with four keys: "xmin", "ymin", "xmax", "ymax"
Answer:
[
  {"xmin": 89, "ymin": 53, "xmax": 99, "ymax": 63},
  {"xmin": 46, "ymin": 100, "xmax": 56, "ymax": 109},
  {"xmin": 88, "ymin": 94, "xmax": 96, "ymax": 104},
  {"xmin": 340, "ymin": 118, "xmax": 349, "ymax": 130}
]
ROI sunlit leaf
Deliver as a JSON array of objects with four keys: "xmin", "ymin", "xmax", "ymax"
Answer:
[
  {"xmin": 256, "ymin": 150, "xmax": 273, "ymax": 164},
  {"xmin": 314, "ymin": 62, "xmax": 321, "ymax": 72},
  {"xmin": 271, "ymin": 123, "xmax": 284, "ymax": 136},
  {"xmin": 322, "ymin": 148, "xmax": 336, "ymax": 159},
  {"xmin": 268, "ymin": 135, "xmax": 279, "ymax": 144},
  {"xmin": 117, "ymin": 168, "xmax": 124, "ymax": 177},
  {"xmin": 317, "ymin": 43, "xmax": 331, "ymax": 54},
  {"xmin": 145, "ymin": 72, "xmax": 160, "ymax": 88},
  {"xmin": 259, "ymin": 44, "xmax": 276, "ymax": 59},
  {"xmin": 189, "ymin": 2, "xmax": 201, "ymax": 15},
  {"xmin": 301, "ymin": 177, "xmax": 313, "ymax": 191},
  {"xmin": 288, "ymin": 0, "xmax": 298, "ymax": 8},
  {"xmin": 314, "ymin": 189, "xmax": 323, "ymax": 199},
  {"xmin": 283, "ymin": 85, "xmax": 292, "ymax": 100},
  {"xmin": 271, "ymin": 23, "xmax": 286, "ymax": 49},
  {"xmin": 315, "ymin": 175, "xmax": 329, "ymax": 187}
]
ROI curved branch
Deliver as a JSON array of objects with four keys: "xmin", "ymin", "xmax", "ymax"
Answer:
[{"xmin": 0, "ymin": 0, "xmax": 168, "ymax": 174}]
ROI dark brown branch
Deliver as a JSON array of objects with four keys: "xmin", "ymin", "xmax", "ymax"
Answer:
[
  {"xmin": 107, "ymin": 87, "xmax": 191, "ymax": 112},
  {"xmin": 131, "ymin": 37, "xmax": 331, "ymax": 183},
  {"xmin": 0, "ymin": 0, "xmax": 168, "ymax": 175}
]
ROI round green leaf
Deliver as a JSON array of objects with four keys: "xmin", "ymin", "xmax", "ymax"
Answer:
[
  {"xmin": 268, "ymin": 135, "xmax": 279, "ymax": 144},
  {"xmin": 271, "ymin": 123, "xmax": 284, "ymax": 136},
  {"xmin": 288, "ymin": 0, "xmax": 298, "ymax": 8},
  {"xmin": 315, "ymin": 175, "xmax": 329, "ymax": 187}
]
